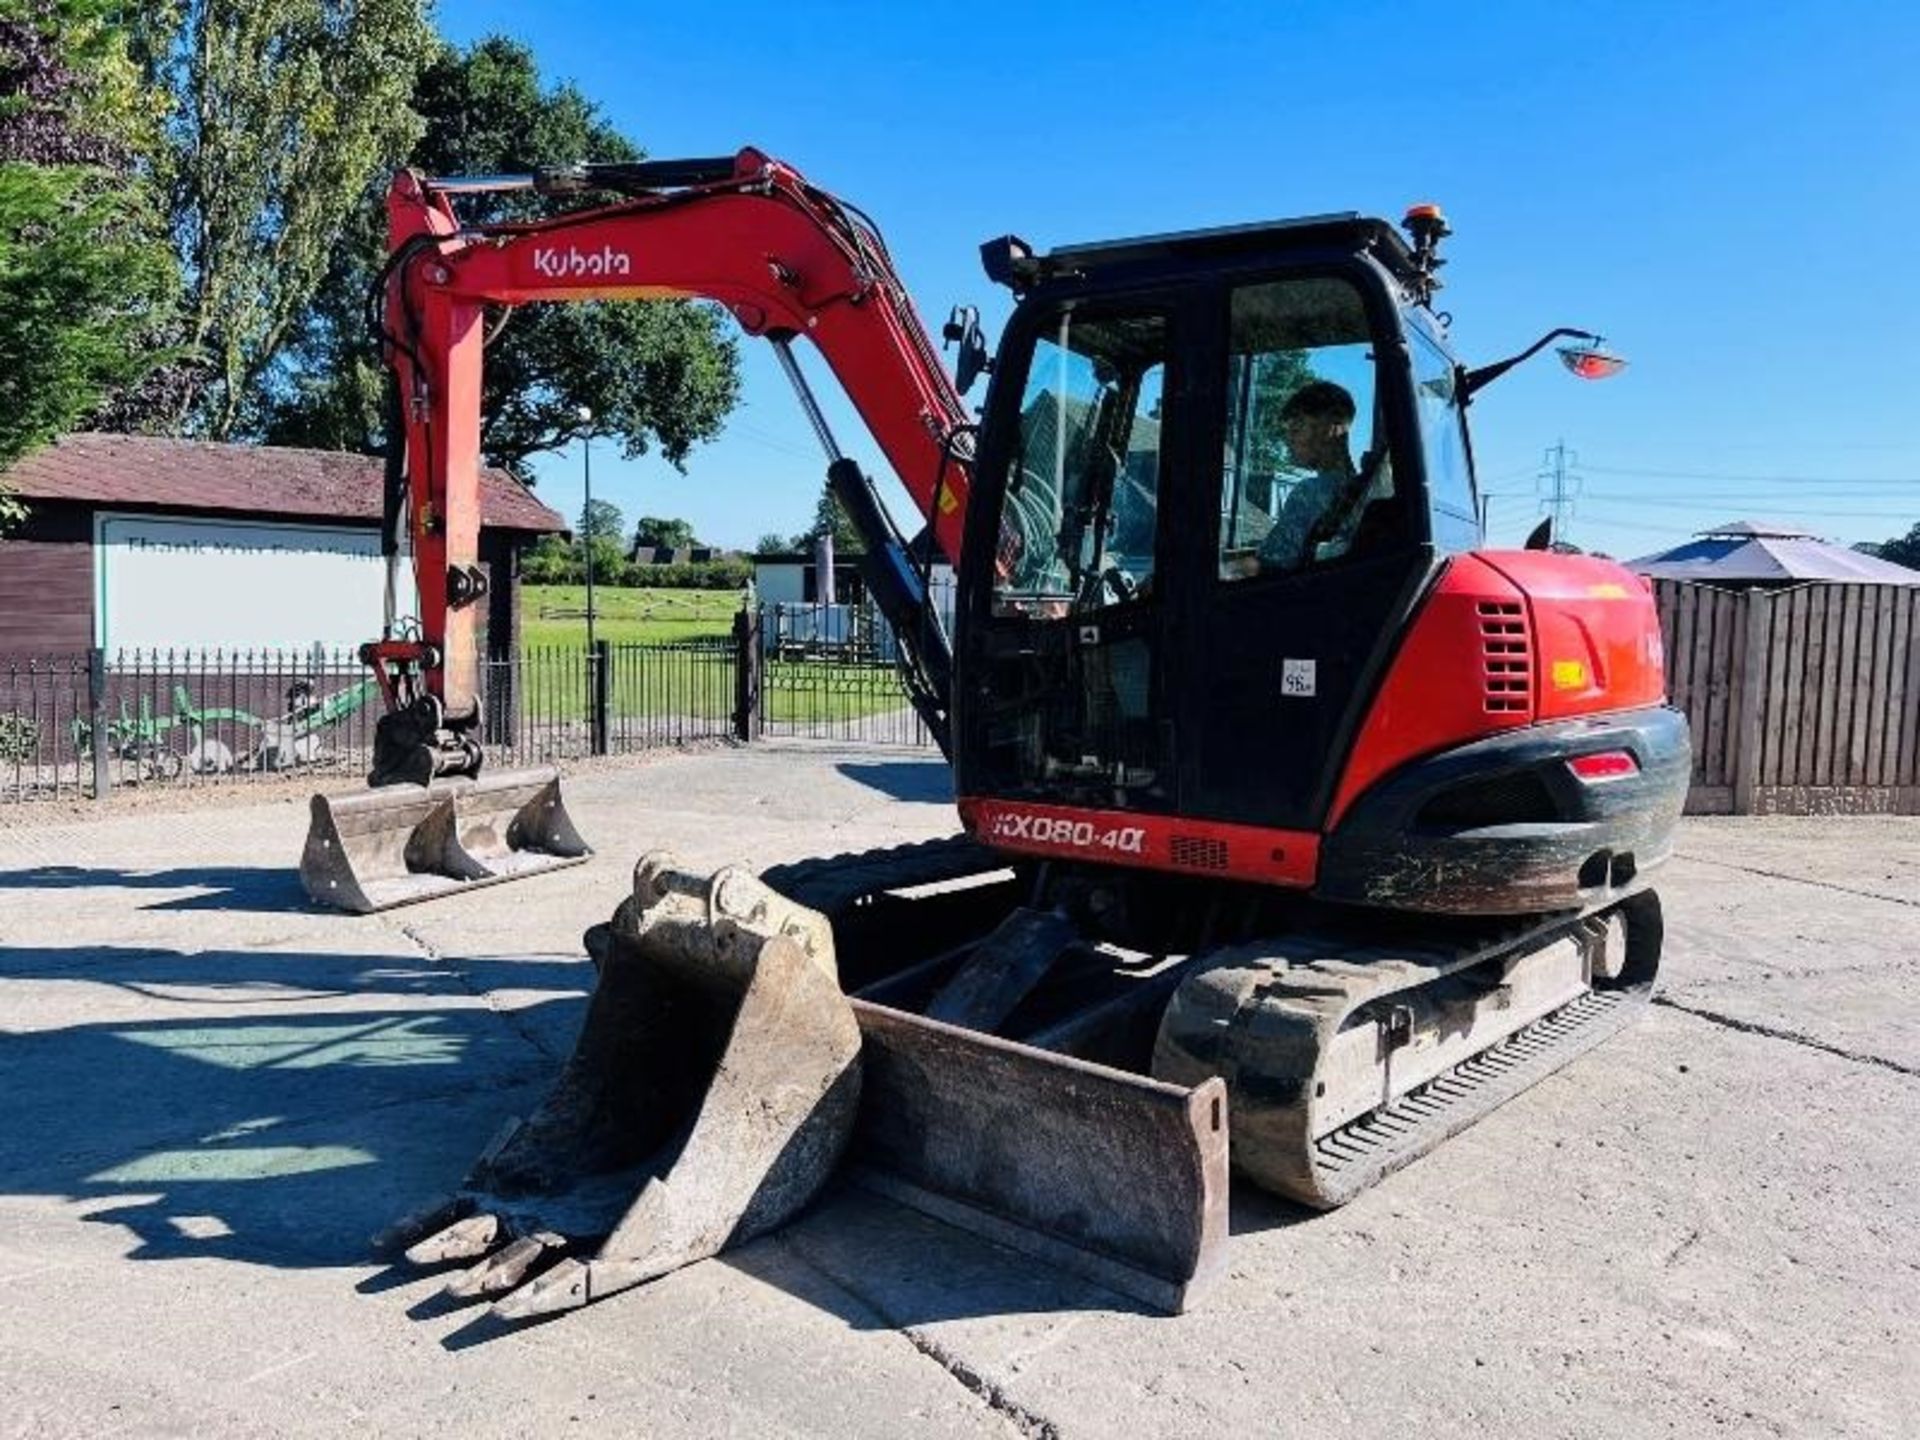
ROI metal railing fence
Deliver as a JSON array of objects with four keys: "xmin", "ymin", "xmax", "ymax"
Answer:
[{"xmin": 2, "ymin": 589, "xmax": 954, "ymax": 803}]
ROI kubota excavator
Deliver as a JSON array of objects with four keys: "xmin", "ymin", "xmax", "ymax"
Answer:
[{"xmin": 318, "ymin": 149, "xmax": 1688, "ymax": 1318}]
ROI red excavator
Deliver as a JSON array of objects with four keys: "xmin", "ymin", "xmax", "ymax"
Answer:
[{"xmin": 307, "ymin": 150, "xmax": 1688, "ymax": 1318}]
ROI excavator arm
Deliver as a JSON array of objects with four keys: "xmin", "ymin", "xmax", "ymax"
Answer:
[{"xmin": 368, "ymin": 148, "xmax": 974, "ymax": 783}]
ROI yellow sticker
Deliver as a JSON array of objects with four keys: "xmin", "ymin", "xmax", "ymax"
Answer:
[
  {"xmin": 1588, "ymin": 582, "xmax": 1631, "ymax": 599},
  {"xmin": 938, "ymin": 489, "xmax": 959, "ymax": 514},
  {"xmin": 1551, "ymin": 659, "xmax": 1588, "ymax": 690}
]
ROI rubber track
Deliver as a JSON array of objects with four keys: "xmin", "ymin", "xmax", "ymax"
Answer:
[
  {"xmin": 1308, "ymin": 989, "xmax": 1636, "ymax": 1198},
  {"xmin": 1156, "ymin": 898, "xmax": 1658, "ymax": 1208},
  {"xmin": 759, "ymin": 835, "xmax": 1006, "ymax": 917}
]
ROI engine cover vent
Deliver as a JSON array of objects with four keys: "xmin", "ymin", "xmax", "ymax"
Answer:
[
  {"xmin": 1478, "ymin": 600, "xmax": 1532, "ymax": 714},
  {"xmin": 1170, "ymin": 835, "xmax": 1230, "ymax": 871}
]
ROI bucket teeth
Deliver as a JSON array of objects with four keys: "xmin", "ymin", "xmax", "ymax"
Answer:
[
  {"xmin": 403, "ymin": 1212, "xmax": 504, "ymax": 1266},
  {"xmin": 370, "ymin": 1192, "xmax": 474, "ymax": 1256},
  {"xmin": 491, "ymin": 1258, "xmax": 593, "ymax": 1320},
  {"xmin": 445, "ymin": 1232, "xmax": 566, "ymax": 1300},
  {"xmin": 301, "ymin": 766, "xmax": 590, "ymax": 913},
  {"xmin": 377, "ymin": 855, "xmax": 862, "ymax": 1319}
]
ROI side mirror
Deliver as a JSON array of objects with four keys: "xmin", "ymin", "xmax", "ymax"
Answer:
[
  {"xmin": 1462, "ymin": 329, "xmax": 1627, "ymax": 400},
  {"xmin": 942, "ymin": 305, "xmax": 992, "ymax": 395}
]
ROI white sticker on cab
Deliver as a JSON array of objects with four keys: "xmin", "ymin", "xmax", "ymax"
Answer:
[{"xmin": 1282, "ymin": 658, "xmax": 1317, "ymax": 697}]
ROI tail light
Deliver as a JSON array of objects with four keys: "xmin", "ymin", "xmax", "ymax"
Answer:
[{"xmin": 1568, "ymin": 750, "xmax": 1638, "ymax": 782}]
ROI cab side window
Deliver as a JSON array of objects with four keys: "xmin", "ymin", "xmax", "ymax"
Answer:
[
  {"xmin": 1219, "ymin": 278, "xmax": 1392, "ymax": 581},
  {"xmin": 1409, "ymin": 324, "xmax": 1479, "ymax": 553}
]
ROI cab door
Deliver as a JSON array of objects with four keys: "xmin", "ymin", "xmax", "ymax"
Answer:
[
  {"xmin": 1168, "ymin": 266, "xmax": 1433, "ymax": 833},
  {"xmin": 957, "ymin": 289, "xmax": 1195, "ymax": 816}
]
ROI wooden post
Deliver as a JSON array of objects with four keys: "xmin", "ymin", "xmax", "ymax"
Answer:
[
  {"xmin": 87, "ymin": 647, "xmax": 110, "ymax": 801},
  {"xmin": 1732, "ymin": 588, "xmax": 1771, "ymax": 814}
]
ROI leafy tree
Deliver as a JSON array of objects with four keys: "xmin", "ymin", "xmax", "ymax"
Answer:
[
  {"xmin": 137, "ymin": 0, "xmax": 438, "ymax": 437},
  {"xmin": 583, "ymin": 533, "xmax": 629, "ymax": 587},
  {"xmin": 1230, "ymin": 347, "xmax": 1315, "ymax": 513},
  {"xmin": 633, "ymin": 515, "xmax": 697, "ymax": 550},
  {"xmin": 521, "ymin": 531, "xmax": 579, "ymax": 584},
  {"xmin": 1861, "ymin": 522, "xmax": 1920, "ymax": 571},
  {"xmin": 0, "ymin": 1, "xmax": 176, "ymax": 524},
  {"xmin": 577, "ymin": 497, "xmax": 624, "ymax": 543},
  {"xmin": 792, "ymin": 480, "xmax": 863, "ymax": 554},
  {"xmin": 262, "ymin": 35, "xmax": 739, "ymax": 477},
  {"xmin": 754, "ymin": 530, "xmax": 791, "ymax": 555}
]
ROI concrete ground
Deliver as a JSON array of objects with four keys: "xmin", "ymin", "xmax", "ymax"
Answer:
[{"xmin": 0, "ymin": 743, "xmax": 1914, "ymax": 1439}]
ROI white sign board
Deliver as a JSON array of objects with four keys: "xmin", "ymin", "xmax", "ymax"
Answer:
[{"xmin": 94, "ymin": 513, "xmax": 400, "ymax": 654}]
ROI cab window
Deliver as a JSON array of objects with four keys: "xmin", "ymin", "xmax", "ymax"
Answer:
[
  {"xmin": 1408, "ymin": 324, "xmax": 1479, "ymax": 552},
  {"xmin": 992, "ymin": 308, "xmax": 1168, "ymax": 618},
  {"xmin": 1219, "ymin": 277, "xmax": 1395, "ymax": 581}
]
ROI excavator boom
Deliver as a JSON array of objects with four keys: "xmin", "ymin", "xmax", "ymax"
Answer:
[{"xmin": 303, "ymin": 149, "xmax": 975, "ymax": 912}]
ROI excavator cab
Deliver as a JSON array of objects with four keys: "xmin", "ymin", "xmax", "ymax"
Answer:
[{"xmin": 957, "ymin": 215, "xmax": 1470, "ymax": 841}]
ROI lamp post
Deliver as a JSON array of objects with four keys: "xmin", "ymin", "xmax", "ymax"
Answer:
[{"xmin": 576, "ymin": 404, "xmax": 596, "ymax": 654}]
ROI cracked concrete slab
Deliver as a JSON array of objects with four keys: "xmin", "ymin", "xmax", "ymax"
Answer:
[{"xmin": 2, "ymin": 743, "xmax": 1915, "ymax": 1438}]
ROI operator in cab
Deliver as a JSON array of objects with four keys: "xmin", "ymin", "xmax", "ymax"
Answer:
[{"xmin": 1256, "ymin": 380, "xmax": 1357, "ymax": 572}]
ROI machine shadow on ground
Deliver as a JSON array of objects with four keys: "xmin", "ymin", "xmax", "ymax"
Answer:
[
  {"xmin": 832, "ymin": 759, "xmax": 953, "ymax": 804},
  {"xmin": 2, "ymin": 939, "xmax": 1231, "ymax": 1345},
  {"xmin": 0, "ymin": 946, "xmax": 591, "ymax": 1276},
  {"xmin": 0, "ymin": 864, "xmax": 314, "ymax": 914}
]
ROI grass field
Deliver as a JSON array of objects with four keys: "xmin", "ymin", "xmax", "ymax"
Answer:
[
  {"xmin": 522, "ymin": 585, "xmax": 742, "ymax": 648},
  {"xmin": 516, "ymin": 586, "xmax": 915, "ymax": 726}
]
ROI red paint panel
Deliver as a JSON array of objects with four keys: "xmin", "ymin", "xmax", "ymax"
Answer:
[
  {"xmin": 1328, "ymin": 551, "xmax": 1673, "ymax": 828},
  {"xmin": 1328, "ymin": 555, "xmax": 1535, "ymax": 826},
  {"xmin": 958, "ymin": 797, "xmax": 1320, "ymax": 889},
  {"xmin": 1477, "ymin": 551, "xmax": 1668, "ymax": 720}
]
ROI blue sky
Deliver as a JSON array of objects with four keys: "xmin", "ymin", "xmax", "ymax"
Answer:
[{"xmin": 439, "ymin": 1, "xmax": 1919, "ymax": 560}]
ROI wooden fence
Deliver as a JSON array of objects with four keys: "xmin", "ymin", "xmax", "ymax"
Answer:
[{"xmin": 1655, "ymin": 580, "xmax": 1920, "ymax": 815}]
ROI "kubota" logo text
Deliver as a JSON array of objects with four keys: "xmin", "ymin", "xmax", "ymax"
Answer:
[{"xmin": 530, "ymin": 244, "xmax": 633, "ymax": 279}]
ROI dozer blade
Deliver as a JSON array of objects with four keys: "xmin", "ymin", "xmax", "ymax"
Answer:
[
  {"xmin": 374, "ymin": 854, "xmax": 862, "ymax": 1319},
  {"xmin": 849, "ymin": 1002, "xmax": 1228, "ymax": 1314},
  {"xmin": 300, "ymin": 766, "xmax": 589, "ymax": 913}
]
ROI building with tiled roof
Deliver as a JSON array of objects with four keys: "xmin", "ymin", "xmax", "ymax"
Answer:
[{"xmin": 0, "ymin": 434, "xmax": 565, "ymax": 656}]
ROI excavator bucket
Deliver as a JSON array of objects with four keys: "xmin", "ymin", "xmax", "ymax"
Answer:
[
  {"xmin": 373, "ymin": 854, "xmax": 863, "ymax": 1317},
  {"xmin": 300, "ymin": 766, "xmax": 589, "ymax": 913}
]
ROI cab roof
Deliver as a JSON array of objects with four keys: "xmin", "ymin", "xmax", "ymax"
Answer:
[{"xmin": 1037, "ymin": 213, "xmax": 1422, "ymax": 287}]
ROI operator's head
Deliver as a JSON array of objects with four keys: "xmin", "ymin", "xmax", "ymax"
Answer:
[{"xmin": 1280, "ymin": 381, "xmax": 1356, "ymax": 471}]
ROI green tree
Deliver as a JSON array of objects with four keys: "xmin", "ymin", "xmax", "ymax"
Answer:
[
  {"xmin": 633, "ymin": 515, "xmax": 697, "ymax": 550},
  {"xmin": 792, "ymin": 480, "xmax": 863, "ymax": 554},
  {"xmin": 0, "ymin": 1, "xmax": 176, "ymax": 525},
  {"xmin": 584, "ymin": 534, "xmax": 630, "ymax": 587},
  {"xmin": 577, "ymin": 497, "xmax": 624, "ymax": 543},
  {"xmin": 137, "ymin": 0, "xmax": 438, "ymax": 437},
  {"xmin": 262, "ymin": 35, "xmax": 739, "ymax": 477},
  {"xmin": 754, "ymin": 530, "xmax": 791, "ymax": 555},
  {"xmin": 521, "ymin": 531, "xmax": 579, "ymax": 584},
  {"xmin": 1861, "ymin": 523, "xmax": 1920, "ymax": 570}
]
